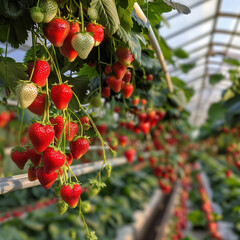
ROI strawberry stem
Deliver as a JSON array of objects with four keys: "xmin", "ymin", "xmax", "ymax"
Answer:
[
  {"xmin": 79, "ymin": 2, "xmax": 84, "ymax": 32},
  {"xmin": 17, "ymin": 109, "xmax": 25, "ymax": 147},
  {"xmin": 51, "ymin": 45, "xmax": 63, "ymax": 84},
  {"xmin": 66, "ymin": 162, "xmax": 79, "ymax": 182},
  {"xmin": 79, "ymin": 198, "xmax": 90, "ymax": 235},
  {"xmin": 68, "ymin": 109, "xmax": 83, "ymax": 137}
]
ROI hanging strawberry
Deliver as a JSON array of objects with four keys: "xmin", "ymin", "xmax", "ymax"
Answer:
[
  {"xmin": 60, "ymin": 184, "xmax": 82, "ymax": 208},
  {"xmin": 39, "ymin": 0, "xmax": 58, "ymax": 23},
  {"xmin": 43, "ymin": 18, "xmax": 70, "ymax": 47},
  {"xmin": 71, "ymin": 32, "xmax": 94, "ymax": 59},
  {"xmin": 70, "ymin": 137, "xmax": 90, "ymax": 159},
  {"xmin": 60, "ymin": 22, "xmax": 80, "ymax": 62},
  {"xmin": 11, "ymin": 147, "xmax": 29, "ymax": 170},
  {"xmin": 37, "ymin": 167, "xmax": 58, "ymax": 189},
  {"xmin": 123, "ymin": 84, "xmax": 134, "ymax": 99},
  {"xmin": 16, "ymin": 82, "xmax": 38, "ymax": 109},
  {"xmin": 86, "ymin": 23, "xmax": 104, "ymax": 46},
  {"xmin": 28, "ymin": 93, "xmax": 48, "ymax": 116}
]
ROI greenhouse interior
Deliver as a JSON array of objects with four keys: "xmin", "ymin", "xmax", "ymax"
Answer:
[{"xmin": 0, "ymin": 0, "xmax": 240, "ymax": 239}]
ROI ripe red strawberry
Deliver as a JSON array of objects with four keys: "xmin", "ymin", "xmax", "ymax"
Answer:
[
  {"xmin": 43, "ymin": 18, "xmax": 70, "ymax": 47},
  {"xmin": 123, "ymin": 84, "xmax": 134, "ymax": 99},
  {"xmin": 101, "ymin": 86, "xmax": 111, "ymax": 98},
  {"xmin": 51, "ymin": 84, "xmax": 72, "ymax": 110},
  {"xmin": 60, "ymin": 22, "xmax": 80, "ymax": 62},
  {"xmin": 28, "ymin": 147, "xmax": 42, "ymax": 167},
  {"xmin": 146, "ymin": 74, "xmax": 153, "ymax": 82},
  {"xmin": 121, "ymin": 80, "xmax": 125, "ymax": 90},
  {"xmin": 139, "ymin": 121, "xmax": 150, "ymax": 134},
  {"xmin": 147, "ymin": 110, "xmax": 156, "ymax": 122},
  {"xmin": 86, "ymin": 23, "xmax": 104, "ymax": 46},
  {"xmin": 157, "ymin": 109, "xmax": 165, "ymax": 120},
  {"xmin": 29, "ymin": 123, "xmax": 55, "ymax": 152},
  {"xmin": 118, "ymin": 135, "xmax": 128, "ymax": 147},
  {"xmin": 26, "ymin": 60, "xmax": 50, "ymax": 87},
  {"xmin": 28, "ymin": 93, "xmax": 48, "ymax": 116},
  {"xmin": 225, "ymin": 170, "xmax": 232, "ymax": 178},
  {"xmin": 138, "ymin": 113, "xmax": 147, "ymax": 122},
  {"xmin": 70, "ymin": 137, "xmax": 89, "ymax": 159},
  {"xmin": 124, "ymin": 149, "xmax": 136, "ymax": 163},
  {"xmin": 106, "ymin": 75, "xmax": 122, "ymax": 93},
  {"xmin": 112, "ymin": 62, "xmax": 127, "ymax": 79},
  {"xmin": 37, "ymin": 167, "xmax": 58, "ymax": 189},
  {"xmin": 0, "ymin": 111, "xmax": 10, "ymax": 127},
  {"xmin": 60, "ymin": 184, "xmax": 82, "ymax": 208},
  {"xmin": 116, "ymin": 47, "xmax": 134, "ymax": 66},
  {"xmin": 149, "ymin": 156, "xmax": 157, "ymax": 167},
  {"xmin": 114, "ymin": 106, "xmax": 121, "ymax": 113},
  {"xmin": 80, "ymin": 116, "xmax": 91, "ymax": 130},
  {"xmin": 134, "ymin": 126, "xmax": 141, "ymax": 134},
  {"xmin": 43, "ymin": 147, "xmax": 65, "ymax": 174},
  {"xmin": 97, "ymin": 124, "xmax": 106, "ymax": 135},
  {"xmin": 141, "ymin": 98, "xmax": 147, "ymax": 105},
  {"xmin": 138, "ymin": 155, "xmax": 144, "ymax": 162},
  {"xmin": 28, "ymin": 165, "xmax": 38, "ymax": 181},
  {"xmin": 104, "ymin": 65, "xmax": 112, "ymax": 75},
  {"xmin": 50, "ymin": 115, "xmax": 64, "ymax": 140},
  {"xmin": 65, "ymin": 121, "xmax": 78, "ymax": 141},
  {"xmin": 123, "ymin": 71, "xmax": 131, "ymax": 83},
  {"xmin": 66, "ymin": 152, "xmax": 73, "ymax": 166},
  {"xmin": 126, "ymin": 121, "xmax": 134, "ymax": 130},
  {"xmin": 11, "ymin": 147, "xmax": 29, "ymax": 170}
]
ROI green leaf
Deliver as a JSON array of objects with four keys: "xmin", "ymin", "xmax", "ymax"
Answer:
[
  {"xmin": 208, "ymin": 102, "xmax": 226, "ymax": 123},
  {"xmin": 142, "ymin": 0, "xmax": 172, "ymax": 26},
  {"xmin": 171, "ymin": 77, "xmax": 186, "ymax": 88},
  {"xmin": 131, "ymin": 8, "xmax": 149, "ymax": 31},
  {"xmin": 78, "ymin": 63, "xmax": 99, "ymax": 81},
  {"xmin": 0, "ymin": 60, "xmax": 28, "ymax": 92},
  {"xmin": 174, "ymin": 48, "xmax": 188, "ymax": 59},
  {"xmin": 23, "ymin": 43, "xmax": 46, "ymax": 63},
  {"xmin": 187, "ymin": 210, "xmax": 207, "ymax": 227},
  {"xmin": 224, "ymin": 58, "xmax": 240, "ymax": 66},
  {"xmin": 114, "ymin": 25, "xmax": 129, "ymax": 43},
  {"xmin": 163, "ymin": 0, "xmax": 191, "ymax": 14},
  {"xmin": 128, "ymin": 31, "xmax": 141, "ymax": 65},
  {"xmin": 209, "ymin": 73, "xmax": 224, "ymax": 85},
  {"xmin": 88, "ymin": 0, "xmax": 120, "ymax": 35},
  {"xmin": 169, "ymin": 89, "xmax": 187, "ymax": 107},
  {"xmin": 223, "ymin": 88, "xmax": 234, "ymax": 101},
  {"xmin": 180, "ymin": 62, "xmax": 195, "ymax": 73}
]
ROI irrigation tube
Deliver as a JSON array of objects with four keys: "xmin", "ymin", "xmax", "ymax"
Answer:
[
  {"xmin": 133, "ymin": 3, "xmax": 174, "ymax": 93},
  {"xmin": 0, "ymin": 157, "xmax": 128, "ymax": 195}
]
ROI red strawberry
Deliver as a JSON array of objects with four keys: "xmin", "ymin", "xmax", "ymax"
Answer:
[
  {"xmin": 65, "ymin": 121, "xmax": 78, "ymax": 141},
  {"xmin": 66, "ymin": 152, "xmax": 73, "ymax": 166},
  {"xmin": 43, "ymin": 18, "xmax": 70, "ymax": 47},
  {"xmin": 37, "ymin": 167, "xmax": 58, "ymax": 189},
  {"xmin": 0, "ymin": 111, "xmax": 10, "ymax": 127},
  {"xmin": 28, "ymin": 165, "xmax": 38, "ymax": 181},
  {"xmin": 121, "ymin": 80, "xmax": 125, "ymax": 90},
  {"xmin": 43, "ymin": 147, "xmax": 65, "ymax": 174},
  {"xmin": 50, "ymin": 115, "xmax": 64, "ymax": 140},
  {"xmin": 60, "ymin": 184, "xmax": 82, "ymax": 208},
  {"xmin": 97, "ymin": 124, "xmax": 106, "ymax": 135},
  {"xmin": 116, "ymin": 47, "xmax": 134, "ymax": 66},
  {"xmin": 124, "ymin": 149, "xmax": 136, "ymax": 163},
  {"xmin": 11, "ymin": 147, "xmax": 29, "ymax": 170},
  {"xmin": 138, "ymin": 155, "xmax": 144, "ymax": 162},
  {"xmin": 60, "ymin": 22, "xmax": 80, "ymax": 62},
  {"xmin": 28, "ymin": 147, "xmax": 42, "ymax": 167},
  {"xmin": 118, "ymin": 135, "xmax": 128, "ymax": 147},
  {"xmin": 134, "ymin": 126, "xmax": 141, "ymax": 134},
  {"xmin": 51, "ymin": 84, "xmax": 72, "ymax": 110},
  {"xmin": 139, "ymin": 121, "xmax": 150, "ymax": 134},
  {"xmin": 28, "ymin": 93, "xmax": 48, "ymax": 116},
  {"xmin": 104, "ymin": 65, "xmax": 112, "ymax": 75},
  {"xmin": 123, "ymin": 71, "xmax": 131, "ymax": 83},
  {"xmin": 101, "ymin": 86, "xmax": 111, "ymax": 98},
  {"xmin": 106, "ymin": 75, "xmax": 122, "ymax": 93},
  {"xmin": 225, "ymin": 170, "xmax": 232, "ymax": 178},
  {"xmin": 138, "ymin": 113, "xmax": 147, "ymax": 122},
  {"xmin": 70, "ymin": 137, "xmax": 89, "ymax": 159},
  {"xmin": 114, "ymin": 106, "xmax": 121, "ymax": 113},
  {"xmin": 126, "ymin": 121, "xmax": 134, "ymax": 130},
  {"xmin": 123, "ymin": 84, "xmax": 134, "ymax": 99},
  {"xmin": 26, "ymin": 60, "xmax": 50, "ymax": 87},
  {"xmin": 112, "ymin": 62, "xmax": 127, "ymax": 79},
  {"xmin": 147, "ymin": 110, "xmax": 156, "ymax": 122},
  {"xmin": 146, "ymin": 74, "xmax": 153, "ymax": 82},
  {"xmin": 29, "ymin": 123, "xmax": 55, "ymax": 152},
  {"xmin": 80, "ymin": 116, "xmax": 91, "ymax": 130},
  {"xmin": 141, "ymin": 98, "xmax": 147, "ymax": 105},
  {"xmin": 86, "ymin": 23, "xmax": 104, "ymax": 46}
]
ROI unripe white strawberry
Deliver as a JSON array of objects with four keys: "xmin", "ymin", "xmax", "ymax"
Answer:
[
  {"xmin": 71, "ymin": 32, "xmax": 94, "ymax": 60},
  {"xmin": 40, "ymin": 0, "xmax": 58, "ymax": 23},
  {"xmin": 16, "ymin": 82, "xmax": 38, "ymax": 109}
]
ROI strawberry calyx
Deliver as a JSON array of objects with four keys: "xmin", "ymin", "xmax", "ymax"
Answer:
[
  {"xmin": 72, "ymin": 135, "xmax": 91, "ymax": 143},
  {"xmin": 11, "ymin": 146, "xmax": 27, "ymax": 153}
]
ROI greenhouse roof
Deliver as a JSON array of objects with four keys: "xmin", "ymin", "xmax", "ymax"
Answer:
[{"xmin": 162, "ymin": 0, "xmax": 240, "ymax": 126}]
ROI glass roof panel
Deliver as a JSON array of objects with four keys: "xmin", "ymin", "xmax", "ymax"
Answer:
[
  {"xmin": 183, "ymin": 35, "xmax": 211, "ymax": 52},
  {"xmin": 216, "ymin": 17, "xmax": 237, "ymax": 32},
  {"xmin": 232, "ymin": 35, "xmax": 240, "ymax": 47},
  {"xmin": 220, "ymin": 0, "xmax": 240, "ymax": 13},
  {"xmin": 166, "ymin": 19, "xmax": 214, "ymax": 48},
  {"xmin": 213, "ymin": 33, "xmax": 231, "ymax": 44},
  {"xmin": 212, "ymin": 45, "xmax": 226, "ymax": 52}
]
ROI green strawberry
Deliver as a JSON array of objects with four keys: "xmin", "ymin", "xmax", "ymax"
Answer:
[
  {"xmin": 56, "ymin": 200, "xmax": 68, "ymax": 215},
  {"xmin": 71, "ymin": 32, "xmax": 94, "ymax": 59},
  {"xmin": 30, "ymin": 7, "xmax": 44, "ymax": 23},
  {"xmin": 16, "ymin": 82, "xmax": 38, "ymax": 109},
  {"xmin": 86, "ymin": 231, "xmax": 98, "ymax": 240},
  {"xmin": 90, "ymin": 95, "xmax": 102, "ymax": 108},
  {"xmin": 40, "ymin": 0, "xmax": 58, "ymax": 23}
]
